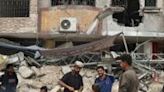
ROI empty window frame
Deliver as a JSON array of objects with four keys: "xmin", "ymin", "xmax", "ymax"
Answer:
[
  {"xmin": 145, "ymin": 0, "xmax": 156, "ymax": 7},
  {"xmin": 51, "ymin": 0, "xmax": 95, "ymax": 6},
  {"xmin": 0, "ymin": 0, "xmax": 30, "ymax": 17},
  {"xmin": 111, "ymin": 0, "xmax": 126, "ymax": 6}
]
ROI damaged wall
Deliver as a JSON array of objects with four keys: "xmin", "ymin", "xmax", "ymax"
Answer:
[
  {"xmin": 93, "ymin": 0, "xmax": 164, "ymax": 37},
  {"xmin": 0, "ymin": 0, "xmax": 38, "ymax": 33},
  {"xmin": 102, "ymin": 0, "xmax": 164, "ymax": 37}
]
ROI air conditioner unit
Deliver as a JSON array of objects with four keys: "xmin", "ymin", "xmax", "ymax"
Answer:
[{"xmin": 60, "ymin": 17, "xmax": 77, "ymax": 32}]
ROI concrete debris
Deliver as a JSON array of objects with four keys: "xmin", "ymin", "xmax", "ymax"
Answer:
[
  {"xmin": 0, "ymin": 52, "xmax": 163, "ymax": 92},
  {"xmin": 20, "ymin": 60, "xmax": 28, "ymax": 66},
  {"xmin": 61, "ymin": 66, "xmax": 71, "ymax": 74},
  {"xmin": 17, "ymin": 84, "xmax": 31, "ymax": 92},
  {"xmin": 26, "ymin": 56, "xmax": 41, "ymax": 67},
  {"xmin": 17, "ymin": 84, "xmax": 39, "ymax": 92},
  {"xmin": 31, "ymin": 66, "xmax": 43, "ymax": 77},
  {"xmin": 50, "ymin": 85, "xmax": 62, "ymax": 92},
  {"xmin": 83, "ymin": 69, "xmax": 97, "ymax": 78},
  {"xmin": 11, "ymin": 65, "xmax": 164, "ymax": 92},
  {"xmin": 82, "ymin": 77, "xmax": 95, "ymax": 92},
  {"xmin": 8, "ymin": 52, "xmax": 24, "ymax": 64},
  {"xmin": 147, "ymin": 82, "xmax": 163, "ymax": 92},
  {"xmin": 112, "ymin": 81, "xmax": 119, "ymax": 92},
  {"xmin": 26, "ymin": 79, "xmax": 43, "ymax": 89},
  {"xmin": 159, "ymin": 71, "xmax": 164, "ymax": 83},
  {"xmin": 18, "ymin": 66, "xmax": 35, "ymax": 78}
]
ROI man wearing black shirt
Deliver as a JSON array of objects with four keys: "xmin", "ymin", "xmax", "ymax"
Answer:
[
  {"xmin": 0, "ymin": 64, "xmax": 18, "ymax": 92},
  {"xmin": 58, "ymin": 61, "xmax": 84, "ymax": 92}
]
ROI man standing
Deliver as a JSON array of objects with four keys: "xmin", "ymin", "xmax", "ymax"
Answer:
[
  {"xmin": 95, "ymin": 66, "xmax": 115, "ymax": 92},
  {"xmin": 0, "ymin": 64, "xmax": 18, "ymax": 92},
  {"xmin": 116, "ymin": 54, "xmax": 139, "ymax": 92},
  {"xmin": 58, "ymin": 61, "xmax": 84, "ymax": 92}
]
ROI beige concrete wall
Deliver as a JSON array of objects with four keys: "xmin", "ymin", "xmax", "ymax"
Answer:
[
  {"xmin": 0, "ymin": 0, "xmax": 38, "ymax": 33},
  {"xmin": 40, "ymin": 6, "xmax": 100, "ymax": 32},
  {"xmin": 39, "ymin": 0, "xmax": 51, "ymax": 8}
]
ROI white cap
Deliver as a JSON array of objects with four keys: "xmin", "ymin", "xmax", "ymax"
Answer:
[{"xmin": 74, "ymin": 61, "xmax": 84, "ymax": 68}]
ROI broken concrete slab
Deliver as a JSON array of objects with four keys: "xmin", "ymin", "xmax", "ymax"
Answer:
[
  {"xmin": 27, "ymin": 79, "xmax": 43, "ymax": 89},
  {"xmin": 112, "ymin": 81, "xmax": 119, "ymax": 92},
  {"xmin": 20, "ymin": 60, "xmax": 28, "ymax": 66},
  {"xmin": 40, "ymin": 73, "xmax": 59, "ymax": 85},
  {"xmin": 85, "ymin": 69, "xmax": 97, "ymax": 78},
  {"xmin": 17, "ymin": 84, "xmax": 30, "ymax": 92},
  {"xmin": 148, "ymin": 82, "xmax": 163, "ymax": 92},
  {"xmin": 19, "ymin": 66, "xmax": 35, "ymax": 78},
  {"xmin": 26, "ymin": 56, "xmax": 41, "ymax": 67},
  {"xmin": 61, "ymin": 65, "xmax": 71, "ymax": 74},
  {"xmin": 40, "ymin": 65, "xmax": 61, "ymax": 75},
  {"xmin": 159, "ymin": 71, "xmax": 164, "ymax": 83},
  {"xmin": 17, "ymin": 84, "xmax": 39, "ymax": 92},
  {"xmin": 8, "ymin": 52, "xmax": 24, "ymax": 64},
  {"xmin": 31, "ymin": 66, "xmax": 43, "ymax": 77},
  {"xmin": 82, "ymin": 77, "xmax": 94, "ymax": 92},
  {"xmin": 50, "ymin": 85, "xmax": 62, "ymax": 92}
]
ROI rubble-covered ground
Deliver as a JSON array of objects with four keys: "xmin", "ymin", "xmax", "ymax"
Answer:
[{"xmin": 0, "ymin": 52, "xmax": 164, "ymax": 92}]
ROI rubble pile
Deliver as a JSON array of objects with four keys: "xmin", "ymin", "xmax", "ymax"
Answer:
[
  {"xmin": 0, "ymin": 52, "xmax": 98, "ymax": 92},
  {"xmin": 0, "ymin": 52, "xmax": 163, "ymax": 92},
  {"xmin": 17, "ymin": 66, "xmax": 98, "ymax": 92}
]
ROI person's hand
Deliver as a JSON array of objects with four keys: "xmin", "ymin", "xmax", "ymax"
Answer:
[{"xmin": 68, "ymin": 86, "xmax": 75, "ymax": 91}]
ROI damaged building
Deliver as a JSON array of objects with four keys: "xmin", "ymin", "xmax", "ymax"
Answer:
[
  {"xmin": 0, "ymin": 0, "xmax": 163, "ymax": 67},
  {"xmin": 0, "ymin": 0, "xmax": 164, "ymax": 92},
  {"xmin": 0, "ymin": 0, "xmax": 163, "ymax": 55},
  {"xmin": 0, "ymin": 0, "xmax": 163, "ymax": 74},
  {"xmin": 0, "ymin": 0, "xmax": 163, "ymax": 70}
]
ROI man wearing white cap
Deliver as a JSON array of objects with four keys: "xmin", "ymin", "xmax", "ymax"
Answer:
[{"xmin": 58, "ymin": 61, "xmax": 84, "ymax": 92}]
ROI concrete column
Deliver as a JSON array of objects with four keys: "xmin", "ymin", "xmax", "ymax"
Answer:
[
  {"xmin": 143, "ymin": 42, "xmax": 152, "ymax": 59},
  {"xmin": 39, "ymin": 0, "xmax": 51, "ymax": 9},
  {"xmin": 44, "ymin": 39, "xmax": 55, "ymax": 48},
  {"xmin": 96, "ymin": 0, "xmax": 109, "ymax": 8}
]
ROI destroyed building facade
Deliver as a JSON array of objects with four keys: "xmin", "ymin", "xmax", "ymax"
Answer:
[
  {"xmin": 0, "ymin": 0, "xmax": 163, "ymax": 59},
  {"xmin": 0, "ymin": 1, "xmax": 163, "ymax": 92}
]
